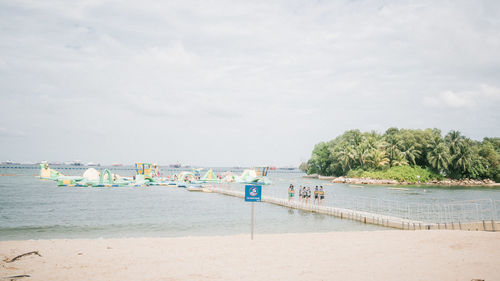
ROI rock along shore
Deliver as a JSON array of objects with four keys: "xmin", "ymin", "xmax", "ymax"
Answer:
[{"xmin": 304, "ymin": 174, "xmax": 498, "ymax": 186}]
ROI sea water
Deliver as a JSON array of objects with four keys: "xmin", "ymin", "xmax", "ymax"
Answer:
[{"xmin": 1, "ymin": 166, "xmax": 499, "ymax": 240}]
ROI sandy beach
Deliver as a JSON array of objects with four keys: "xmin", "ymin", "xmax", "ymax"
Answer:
[{"xmin": 1, "ymin": 230, "xmax": 499, "ymax": 281}]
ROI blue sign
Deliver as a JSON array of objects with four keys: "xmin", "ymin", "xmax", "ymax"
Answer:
[{"xmin": 245, "ymin": 185, "xmax": 262, "ymax": 202}]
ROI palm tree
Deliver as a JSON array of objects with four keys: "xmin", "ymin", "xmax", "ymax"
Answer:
[
  {"xmin": 366, "ymin": 149, "xmax": 390, "ymax": 169},
  {"xmin": 363, "ymin": 134, "xmax": 379, "ymax": 150},
  {"xmin": 356, "ymin": 143, "xmax": 371, "ymax": 167},
  {"xmin": 391, "ymin": 151, "xmax": 409, "ymax": 166},
  {"xmin": 452, "ymin": 140, "xmax": 473, "ymax": 175},
  {"xmin": 402, "ymin": 145, "xmax": 421, "ymax": 166},
  {"xmin": 337, "ymin": 145, "xmax": 356, "ymax": 173},
  {"xmin": 427, "ymin": 142, "xmax": 451, "ymax": 172},
  {"xmin": 385, "ymin": 135, "xmax": 403, "ymax": 166},
  {"xmin": 344, "ymin": 130, "xmax": 363, "ymax": 146},
  {"xmin": 445, "ymin": 130, "xmax": 463, "ymax": 156},
  {"xmin": 385, "ymin": 138, "xmax": 397, "ymax": 160}
]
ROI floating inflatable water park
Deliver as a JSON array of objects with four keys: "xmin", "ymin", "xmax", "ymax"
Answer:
[{"xmin": 39, "ymin": 162, "xmax": 271, "ymax": 188}]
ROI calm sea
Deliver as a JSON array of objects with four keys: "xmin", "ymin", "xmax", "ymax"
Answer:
[{"xmin": 1, "ymin": 165, "xmax": 499, "ymax": 240}]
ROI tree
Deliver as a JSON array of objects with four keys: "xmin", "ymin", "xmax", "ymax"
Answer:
[
  {"xmin": 427, "ymin": 142, "xmax": 450, "ymax": 172},
  {"xmin": 450, "ymin": 139, "xmax": 473, "ymax": 177},
  {"xmin": 479, "ymin": 141, "xmax": 498, "ymax": 167},
  {"xmin": 384, "ymin": 133, "xmax": 404, "ymax": 167},
  {"xmin": 336, "ymin": 145, "xmax": 356, "ymax": 173},
  {"xmin": 385, "ymin": 127, "xmax": 400, "ymax": 136},
  {"xmin": 307, "ymin": 142, "xmax": 332, "ymax": 175},
  {"xmin": 479, "ymin": 140, "xmax": 500, "ymax": 181},
  {"xmin": 412, "ymin": 129, "xmax": 435, "ymax": 166},
  {"xmin": 402, "ymin": 145, "xmax": 421, "ymax": 166},
  {"xmin": 341, "ymin": 130, "xmax": 363, "ymax": 147},
  {"xmin": 391, "ymin": 151, "xmax": 409, "ymax": 166},
  {"xmin": 366, "ymin": 149, "xmax": 390, "ymax": 169},
  {"xmin": 356, "ymin": 142, "xmax": 371, "ymax": 167},
  {"xmin": 445, "ymin": 130, "xmax": 464, "ymax": 156},
  {"xmin": 398, "ymin": 129, "xmax": 421, "ymax": 166}
]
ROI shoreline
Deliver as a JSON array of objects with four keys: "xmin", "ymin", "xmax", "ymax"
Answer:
[
  {"xmin": 1, "ymin": 231, "xmax": 499, "ymax": 281},
  {"xmin": 304, "ymin": 174, "xmax": 500, "ymax": 186}
]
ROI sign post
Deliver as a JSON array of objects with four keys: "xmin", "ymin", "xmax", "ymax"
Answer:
[
  {"xmin": 251, "ymin": 202, "xmax": 254, "ymax": 240},
  {"xmin": 245, "ymin": 185, "xmax": 262, "ymax": 240}
]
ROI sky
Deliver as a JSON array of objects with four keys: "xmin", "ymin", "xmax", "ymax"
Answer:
[{"xmin": 1, "ymin": 0, "xmax": 499, "ymax": 167}]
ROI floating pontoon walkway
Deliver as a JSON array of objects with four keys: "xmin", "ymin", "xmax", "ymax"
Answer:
[{"xmin": 212, "ymin": 188, "xmax": 499, "ymax": 231}]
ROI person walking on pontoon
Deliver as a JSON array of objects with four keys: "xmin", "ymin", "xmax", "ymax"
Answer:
[
  {"xmin": 306, "ymin": 187, "xmax": 311, "ymax": 204},
  {"xmin": 288, "ymin": 184, "xmax": 295, "ymax": 201},
  {"xmin": 319, "ymin": 186, "xmax": 325, "ymax": 205},
  {"xmin": 314, "ymin": 186, "xmax": 319, "ymax": 205}
]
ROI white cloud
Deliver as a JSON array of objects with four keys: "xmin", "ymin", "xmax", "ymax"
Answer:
[
  {"xmin": 424, "ymin": 84, "xmax": 500, "ymax": 109},
  {"xmin": 423, "ymin": 91, "xmax": 474, "ymax": 108}
]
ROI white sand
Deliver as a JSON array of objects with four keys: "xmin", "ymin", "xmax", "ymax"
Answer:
[{"xmin": 1, "ymin": 230, "xmax": 499, "ymax": 281}]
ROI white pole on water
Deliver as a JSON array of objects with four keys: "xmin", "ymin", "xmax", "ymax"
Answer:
[{"xmin": 251, "ymin": 202, "xmax": 254, "ymax": 240}]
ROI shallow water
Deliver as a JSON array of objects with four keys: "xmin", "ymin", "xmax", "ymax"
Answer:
[{"xmin": 1, "ymin": 165, "xmax": 499, "ymax": 240}]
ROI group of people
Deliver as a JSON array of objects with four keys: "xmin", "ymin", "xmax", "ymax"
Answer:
[{"xmin": 288, "ymin": 184, "xmax": 325, "ymax": 205}]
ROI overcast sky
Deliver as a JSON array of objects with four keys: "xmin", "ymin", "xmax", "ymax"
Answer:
[{"xmin": 1, "ymin": 0, "xmax": 499, "ymax": 166}]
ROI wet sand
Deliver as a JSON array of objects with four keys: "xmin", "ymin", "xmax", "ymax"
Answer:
[{"xmin": 1, "ymin": 230, "xmax": 499, "ymax": 281}]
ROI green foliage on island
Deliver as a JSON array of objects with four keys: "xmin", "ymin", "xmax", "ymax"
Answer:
[
  {"xmin": 347, "ymin": 166, "xmax": 443, "ymax": 183},
  {"xmin": 306, "ymin": 128, "xmax": 500, "ymax": 183}
]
